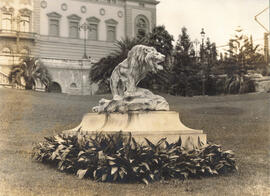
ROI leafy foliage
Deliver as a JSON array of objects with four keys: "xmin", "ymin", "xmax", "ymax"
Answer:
[
  {"xmin": 138, "ymin": 26, "xmax": 174, "ymax": 91},
  {"xmin": 170, "ymin": 27, "xmax": 201, "ymax": 96},
  {"xmin": 8, "ymin": 57, "xmax": 51, "ymax": 90},
  {"xmin": 147, "ymin": 25, "xmax": 174, "ymax": 63},
  {"xmin": 227, "ymin": 34, "xmax": 264, "ymax": 72},
  {"xmin": 223, "ymin": 74, "xmax": 255, "ymax": 94},
  {"xmin": 33, "ymin": 131, "xmax": 237, "ymax": 184},
  {"xmin": 89, "ymin": 26, "xmax": 266, "ymax": 96},
  {"xmin": 200, "ymin": 37, "xmax": 219, "ymax": 95},
  {"xmin": 219, "ymin": 32, "xmax": 264, "ymax": 94}
]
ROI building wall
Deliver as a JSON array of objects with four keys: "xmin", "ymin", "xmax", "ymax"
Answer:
[
  {"xmin": 0, "ymin": 0, "xmax": 37, "ymax": 74},
  {"xmin": 41, "ymin": 58, "xmax": 98, "ymax": 95},
  {"xmin": 124, "ymin": 0, "xmax": 157, "ymax": 37},
  {"xmin": 38, "ymin": 0, "xmax": 126, "ymax": 59},
  {"xmin": 38, "ymin": 35, "xmax": 117, "ymax": 60},
  {"xmin": 0, "ymin": 0, "xmax": 159, "ymax": 60},
  {"xmin": 0, "ymin": 0, "xmax": 159, "ymax": 95},
  {"xmin": 0, "ymin": 0, "xmax": 34, "ymax": 32},
  {"xmin": 40, "ymin": 0, "xmax": 126, "ymax": 41},
  {"xmin": 38, "ymin": 0, "xmax": 158, "ymax": 60}
]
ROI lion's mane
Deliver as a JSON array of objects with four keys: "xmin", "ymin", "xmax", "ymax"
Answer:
[{"xmin": 110, "ymin": 45, "xmax": 164, "ymax": 99}]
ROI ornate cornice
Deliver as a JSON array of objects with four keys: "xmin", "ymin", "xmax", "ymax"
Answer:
[
  {"xmin": 126, "ymin": 0, "xmax": 160, "ymax": 5},
  {"xmin": 67, "ymin": 14, "xmax": 81, "ymax": 21},
  {"xmin": 19, "ymin": 8, "xmax": 32, "ymax": 16},
  {"xmin": 105, "ymin": 18, "xmax": 118, "ymax": 25},
  {"xmin": 86, "ymin": 16, "xmax": 100, "ymax": 23},
  {"xmin": 0, "ymin": 7, "xmax": 7, "ymax": 12},
  {"xmin": 20, "ymin": 0, "xmax": 32, "ymax": 6},
  {"xmin": 71, "ymin": 0, "xmax": 124, "ymax": 7},
  {"xmin": 1, "ymin": 6, "xmax": 15, "ymax": 13},
  {"xmin": 47, "ymin": 12, "xmax": 62, "ymax": 18}
]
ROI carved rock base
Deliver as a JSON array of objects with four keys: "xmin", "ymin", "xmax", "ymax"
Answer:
[
  {"xmin": 64, "ymin": 111, "xmax": 207, "ymax": 149},
  {"xmin": 92, "ymin": 88, "xmax": 169, "ymax": 113}
]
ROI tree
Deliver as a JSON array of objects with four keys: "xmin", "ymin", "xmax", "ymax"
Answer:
[
  {"xmin": 175, "ymin": 27, "xmax": 194, "ymax": 55},
  {"xmin": 140, "ymin": 26, "xmax": 174, "ymax": 91},
  {"xmin": 227, "ymin": 33, "xmax": 264, "ymax": 74},
  {"xmin": 222, "ymin": 30, "xmax": 265, "ymax": 93},
  {"xmin": 8, "ymin": 57, "xmax": 51, "ymax": 90},
  {"xmin": 147, "ymin": 25, "xmax": 174, "ymax": 65},
  {"xmin": 201, "ymin": 37, "xmax": 218, "ymax": 95},
  {"xmin": 171, "ymin": 27, "xmax": 199, "ymax": 96}
]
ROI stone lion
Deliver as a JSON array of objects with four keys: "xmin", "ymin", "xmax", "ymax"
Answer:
[
  {"xmin": 110, "ymin": 45, "xmax": 165, "ymax": 100},
  {"xmin": 92, "ymin": 44, "xmax": 169, "ymax": 113}
]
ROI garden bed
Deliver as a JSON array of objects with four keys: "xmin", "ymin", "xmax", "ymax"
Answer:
[{"xmin": 33, "ymin": 131, "xmax": 237, "ymax": 185}]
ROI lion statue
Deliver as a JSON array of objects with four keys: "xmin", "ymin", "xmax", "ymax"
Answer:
[
  {"xmin": 92, "ymin": 45, "xmax": 169, "ymax": 113},
  {"xmin": 110, "ymin": 45, "xmax": 165, "ymax": 100}
]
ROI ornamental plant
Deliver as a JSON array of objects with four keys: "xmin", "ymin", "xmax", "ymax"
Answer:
[
  {"xmin": 8, "ymin": 56, "xmax": 51, "ymax": 90},
  {"xmin": 33, "ymin": 131, "xmax": 237, "ymax": 185}
]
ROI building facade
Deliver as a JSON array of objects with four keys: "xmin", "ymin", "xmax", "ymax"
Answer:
[{"xmin": 0, "ymin": 0, "xmax": 159, "ymax": 94}]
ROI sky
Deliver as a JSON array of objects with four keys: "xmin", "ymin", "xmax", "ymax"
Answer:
[{"xmin": 156, "ymin": 0, "xmax": 269, "ymax": 52}]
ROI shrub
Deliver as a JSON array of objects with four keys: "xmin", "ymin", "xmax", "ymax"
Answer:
[
  {"xmin": 224, "ymin": 75, "xmax": 255, "ymax": 94},
  {"xmin": 33, "ymin": 131, "xmax": 237, "ymax": 184},
  {"xmin": 8, "ymin": 56, "xmax": 51, "ymax": 90}
]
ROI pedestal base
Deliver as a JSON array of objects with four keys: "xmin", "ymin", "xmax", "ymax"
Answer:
[{"xmin": 64, "ymin": 111, "xmax": 207, "ymax": 149}]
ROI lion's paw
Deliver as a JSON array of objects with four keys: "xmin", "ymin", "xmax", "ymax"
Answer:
[
  {"xmin": 92, "ymin": 106, "xmax": 100, "ymax": 113},
  {"xmin": 113, "ymin": 95, "xmax": 123, "ymax": 100},
  {"xmin": 124, "ymin": 91, "xmax": 135, "ymax": 97}
]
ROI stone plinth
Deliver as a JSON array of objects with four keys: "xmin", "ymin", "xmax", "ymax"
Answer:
[{"xmin": 65, "ymin": 111, "xmax": 207, "ymax": 149}]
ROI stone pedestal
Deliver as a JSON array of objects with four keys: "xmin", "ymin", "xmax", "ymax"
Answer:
[{"xmin": 65, "ymin": 111, "xmax": 207, "ymax": 149}]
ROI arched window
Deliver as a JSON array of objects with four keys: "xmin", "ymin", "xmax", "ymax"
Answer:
[
  {"xmin": 2, "ymin": 47, "xmax": 11, "ymax": 54},
  {"xmin": 70, "ymin": 83, "xmax": 77, "ymax": 88},
  {"xmin": 135, "ymin": 15, "xmax": 149, "ymax": 37}
]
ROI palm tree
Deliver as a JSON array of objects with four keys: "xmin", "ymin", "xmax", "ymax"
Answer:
[
  {"xmin": 89, "ymin": 37, "xmax": 143, "ymax": 90},
  {"xmin": 112, "ymin": 36, "xmax": 145, "ymax": 58},
  {"xmin": 8, "ymin": 57, "xmax": 51, "ymax": 90}
]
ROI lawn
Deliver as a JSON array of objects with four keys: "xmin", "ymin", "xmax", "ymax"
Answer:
[{"xmin": 0, "ymin": 88, "xmax": 269, "ymax": 196}]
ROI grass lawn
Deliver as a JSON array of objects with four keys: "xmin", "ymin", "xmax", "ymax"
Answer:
[{"xmin": 0, "ymin": 88, "xmax": 269, "ymax": 196}]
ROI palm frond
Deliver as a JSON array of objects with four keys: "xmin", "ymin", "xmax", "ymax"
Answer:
[{"xmin": 8, "ymin": 56, "xmax": 51, "ymax": 90}]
